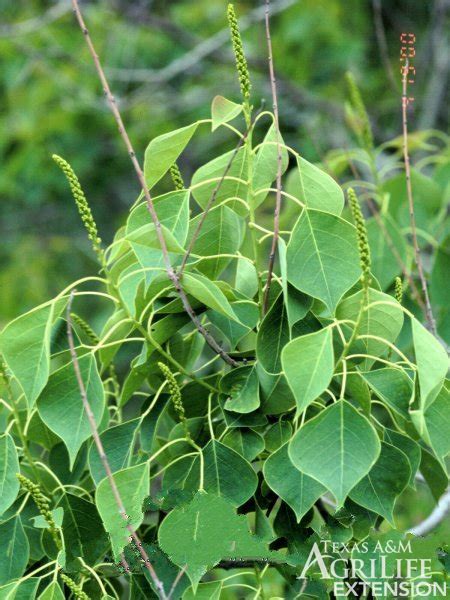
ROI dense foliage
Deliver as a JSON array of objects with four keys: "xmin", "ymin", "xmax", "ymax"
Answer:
[{"xmin": 0, "ymin": 2, "xmax": 449, "ymax": 599}]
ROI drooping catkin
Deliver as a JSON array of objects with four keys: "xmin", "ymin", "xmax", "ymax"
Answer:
[
  {"xmin": 60, "ymin": 574, "xmax": 91, "ymax": 600},
  {"xmin": 158, "ymin": 362, "xmax": 190, "ymax": 440},
  {"xmin": 348, "ymin": 188, "xmax": 371, "ymax": 291},
  {"xmin": 394, "ymin": 276, "xmax": 403, "ymax": 304},
  {"xmin": 169, "ymin": 163, "xmax": 185, "ymax": 190},
  {"xmin": 227, "ymin": 4, "xmax": 251, "ymax": 113},
  {"xmin": 345, "ymin": 72, "xmax": 374, "ymax": 151},
  {"xmin": 17, "ymin": 474, "xmax": 61, "ymax": 550},
  {"xmin": 52, "ymin": 154, "xmax": 104, "ymax": 264}
]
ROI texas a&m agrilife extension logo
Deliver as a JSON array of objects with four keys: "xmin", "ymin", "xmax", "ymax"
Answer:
[{"xmin": 298, "ymin": 539, "xmax": 448, "ymax": 597}]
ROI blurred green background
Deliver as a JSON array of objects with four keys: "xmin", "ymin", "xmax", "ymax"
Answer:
[{"xmin": 0, "ymin": 0, "xmax": 448, "ymax": 323}]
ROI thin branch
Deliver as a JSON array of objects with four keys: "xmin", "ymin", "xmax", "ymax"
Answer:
[
  {"xmin": 71, "ymin": 0, "xmax": 237, "ymax": 367},
  {"xmin": 66, "ymin": 292, "xmax": 167, "ymax": 599},
  {"xmin": 167, "ymin": 565, "xmax": 187, "ymax": 600},
  {"xmin": 262, "ymin": 0, "xmax": 283, "ymax": 315},
  {"xmin": 408, "ymin": 487, "xmax": 450, "ymax": 537},
  {"xmin": 401, "ymin": 62, "xmax": 437, "ymax": 335}
]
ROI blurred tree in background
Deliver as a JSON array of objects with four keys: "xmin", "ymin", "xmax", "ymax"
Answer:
[{"xmin": 0, "ymin": 0, "xmax": 448, "ymax": 323}]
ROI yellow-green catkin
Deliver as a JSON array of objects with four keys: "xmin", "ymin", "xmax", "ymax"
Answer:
[
  {"xmin": 169, "ymin": 163, "xmax": 185, "ymax": 190},
  {"xmin": 70, "ymin": 313, "xmax": 120, "ymax": 398},
  {"xmin": 52, "ymin": 155, "xmax": 104, "ymax": 265},
  {"xmin": 348, "ymin": 188, "xmax": 371, "ymax": 292},
  {"xmin": 227, "ymin": 4, "xmax": 251, "ymax": 118},
  {"xmin": 345, "ymin": 72, "xmax": 374, "ymax": 151},
  {"xmin": 394, "ymin": 276, "xmax": 403, "ymax": 304},
  {"xmin": 17, "ymin": 474, "xmax": 61, "ymax": 550},
  {"xmin": 60, "ymin": 574, "xmax": 91, "ymax": 600},
  {"xmin": 70, "ymin": 313, "xmax": 99, "ymax": 345},
  {"xmin": 158, "ymin": 362, "xmax": 190, "ymax": 440}
]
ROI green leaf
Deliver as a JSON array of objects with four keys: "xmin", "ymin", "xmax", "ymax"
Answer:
[
  {"xmin": 349, "ymin": 442, "xmax": 410, "ymax": 525},
  {"xmin": 422, "ymin": 383, "xmax": 450, "ymax": 460},
  {"xmin": 128, "ymin": 222, "xmax": 185, "ymax": 260},
  {"xmin": 31, "ymin": 507, "xmax": 63, "ymax": 528},
  {"xmin": 235, "ymin": 257, "xmax": 258, "ymax": 299},
  {"xmin": 289, "ymin": 400, "xmax": 380, "ymax": 507},
  {"xmin": 411, "ymin": 316, "xmax": 448, "ymax": 409},
  {"xmin": 264, "ymin": 442, "xmax": 326, "ymax": 522},
  {"xmin": 285, "ymin": 156, "xmax": 344, "ymax": 215},
  {"xmin": 37, "ymin": 354, "xmax": 105, "ymax": 469},
  {"xmin": 208, "ymin": 300, "xmax": 258, "ymax": 349},
  {"xmin": 158, "ymin": 492, "xmax": 274, "ymax": 591},
  {"xmin": 383, "ymin": 428, "xmax": 421, "ymax": 487},
  {"xmin": 0, "ymin": 434, "xmax": 20, "ymax": 517},
  {"xmin": 420, "ymin": 448, "xmax": 448, "ymax": 502},
  {"xmin": 186, "ymin": 205, "xmax": 243, "ymax": 279},
  {"xmin": 256, "ymin": 294, "xmax": 290, "ymax": 374},
  {"xmin": 431, "ymin": 235, "xmax": 450, "ymax": 307},
  {"xmin": 281, "ymin": 327, "xmax": 334, "ymax": 415},
  {"xmin": 264, "ymin": 421, "xmax": 293, "ymax": 453},
  {"xmin": 98, "ymin": 309, "xmax": 134, "ymax": 369},
  {"xmin": 144, "ymin": 122, "xmax": 198, "ymax": 189},
  {"xmin": 360, "ymin": 367, "xmax": 414, "ymax": 420},
  {"xmin": 191, "ymin": 148, "xmax": 248, "ymax": 214},
  {"xmin": 287, "ymin": 209, "xmax": 360, "ymax": 313},
  {"xmin": 336, "ymin": 289, "xmax": 404, "ymax": 367},
  {"xmin": 0, "ymin": 578, "xmax": 40, "ymax": 600},
  {"xmin": 58, "ymin": 493, "xmax": 109, "ymax": 568},
  {"xmin": 278, "ymin": 238, "xmax": 313, "ymax": 328},
  {"xmin": 222, "ymin": 429, "xmax": 264, "ymax": 461},
  {"xmin": 221, "ymin": 364, "xmax": 260, "ymax": 413},
  {"xmin": 181, "ymin": 272, "xmax": 239, "ymax": 321},
  {"xmin": 252, "ymin": 123, "xmax": 289, "ymax": 206},
  {"xmin": 89, "ymin": 419, "xmax": 140, "ymax": 485},
  {"xmin": 96, "ymin": 462, "xmax": 149, "ymax": 558},
  {"xmin": 188, "ymin": 440, "xmax": 257, "ymax": 506},
  {"xmin": 0, "ymin": 516, "xmax": 29, "ymax": 585},
  {"xmin": 0, "ymin": 299, "xmax": 65, "ymax": 407},
  {"xmin": 211, "ymin": 96, "xmax": 242, "ymax": 131},
  {"xmin": 25, "ymin": 410, "xmax": 60, "ymax": 451},
  {"xmin": 38, "ymin": 582, "xmax": 65, "ymax": 600},
  {"xmin": 127, "ymin": 191, "xmax": 190, "ymax": 250},
  {"xmin": 258, "ymin": 366, "xmax": 295, "ymax": 415}
]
